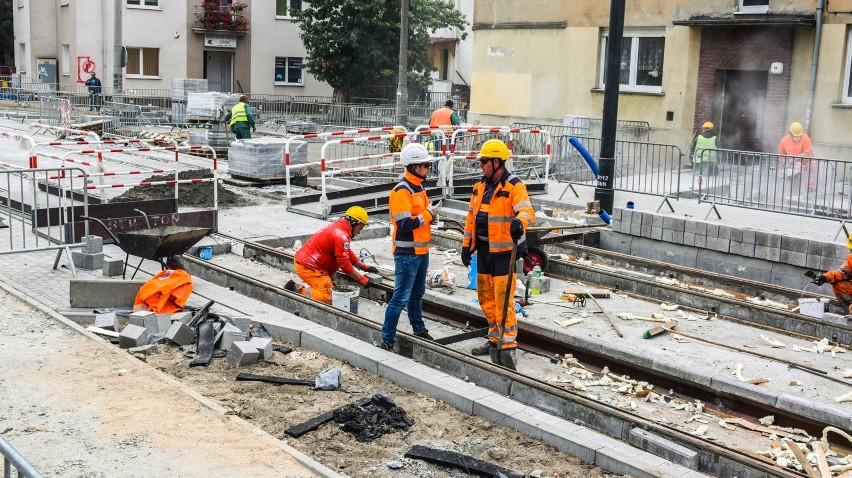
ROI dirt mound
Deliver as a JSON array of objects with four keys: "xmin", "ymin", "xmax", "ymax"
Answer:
[{"xmin": 111, "ymin": 169, "xmax": 254, "ymax": 209}]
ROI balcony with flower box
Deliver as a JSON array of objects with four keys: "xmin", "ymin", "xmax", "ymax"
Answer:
[{"xmin": 192, "ymin": 1, "xmax": 250, "ymax": 35}]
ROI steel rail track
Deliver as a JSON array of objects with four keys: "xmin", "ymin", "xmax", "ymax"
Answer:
[{"xmin": 179, "ymin": 232, "xmax": 842, "ymax": 477}]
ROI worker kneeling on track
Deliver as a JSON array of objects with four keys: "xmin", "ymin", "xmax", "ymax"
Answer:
[
  {"xmin": 291, "ymin": 206, "xmax": 379, "ymax": 304},
  {"xmin": 461, "ymin": 139, "xmax": 535, "ymax": 370},
  {"xmin": 814, "ymin": 233, "xmax": 852, "ymax": 315}
]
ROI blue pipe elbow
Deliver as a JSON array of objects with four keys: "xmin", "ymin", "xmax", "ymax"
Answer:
[
  {"xmin": 598, "ymin": 209, "xmax": 612, "ymax": 224},
  {"xmin": 568, "ymin": 137, "xmax": 598, "ymax": 177}
]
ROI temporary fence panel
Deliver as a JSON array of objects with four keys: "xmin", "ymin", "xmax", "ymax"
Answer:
[
  {"xmin": 1, "ymin": 435, "xmax": 44, "ymax": 478},
  {"xmin": 0, "ymin": 165, "xmax": 89, "ymax": 277},
  {"xmin": 695, "ymin": 148, "xmax": 852, "ymax": 220}
]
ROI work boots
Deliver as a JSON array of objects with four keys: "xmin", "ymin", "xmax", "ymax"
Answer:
[
  {"xmin": 413, "ymin": 329, "xmax": 434, "ymax": 340},
  {"xmin": 471, "ymin": 341, "xmax": 494, "ymax": 356},
  {"xmin": 283, "ymin": 280, "xmax": 297, "ymax": 292}
]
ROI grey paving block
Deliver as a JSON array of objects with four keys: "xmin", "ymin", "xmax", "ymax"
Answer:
[
  {"xmin": 653, "ymin": 215, "xmax": 665, "ymax": 228},
  {"xmin": 248, "ymin": 337, "xmax": 273, "ymax": 361},
  {"xmin": 755, "ymin": 245, "xmax": 780, "ymax": 262},
  {"xmin": 302, "ymin": 327, "xmax": 382, "ymax": 373},
  {"xmin": 504, "ymin": 408, "xmax": 597, "ymax": 463},
  {"xmin": 471, "ymin": 393, "xmax": 529, "ymax": 426},
  {"xmin": 651, "ymin": 360, "xmax": 713, "ymax": 388},
  {"xmin": 71, "ymin": 251, "xmax": 104, "ymax": 270},
  {"xmin": 129, "ymin": 310, "xmax": 155, "ymax": 327},
  {"xmin": 705, "ymin": 236, "xmax": 718, "ymax": 250},
  {"xmin": 781, "ymin": 236, "xmax": 807, "ymax": 252},
  {"xmin": 218, "ymin": 323, "xmax": 247, "ymax": 351},
  {"xmin": 595, "ymin": 443, "xmax": 675, "ymax": 478},
  {"xmin": 231, "ymin": 316, "xmax": 253, "ymax": 334},
  {"xmin": 695, "ymin": 221, "xmax": 707, "ymax": 235},
  {"xmin": 156, "ymin": 314, "xmax": 171, "ymax": 334},
  {"xmin": 706, "ymin": 223, "xmax": 719, "ymax": 237},
  {"xmin": 628, "ymin": 428, "xmax": 699, "ymax": 469},
  {"xmin": 693, "ymin": 234, "xmax": 707, "ymax": 248},
  {"xmin": 780, "ymin": 250, "xmax": 807, "ymax": 267},
  {"xmin": 640, "ymin": 224, "xmax": 652, "ymax": 238},
  {"xmin": 672, "ymin": 218, "xmax": 685, "ymax": 232},
  {"xmin": 742, "ymin": 229, "xmax": 756, "ymax": 244},
  {"xmin": 171, "ymin": 311, "xmax": 192, "ymax": 324},
  {"xmin": 94, "ymin": 312, "xmax": 118, "ymax": 331},
  {"xmin": 102, "ymin": 256, "xmax": 124, "ymax": 277},
  {"xmin": 662, "ymin": 216, "xmax": 674, "ymax": 230},
  {"xmin": 737, "ymin": 241, "xmax": 755, "ymax": 257},
  {"xmin": 718, "ymin": 225, "xmax": 731, "ymax": 240},
  {"xmin": 651, "ymin": 227, "xmax": 663, "ymax": 240},
  {"xmin": 165, "ymin": 321, "xmax": 196, "ymax": 346},
  {"xmin": 775, "ymin": 393, "xmax": 852, "ymax": 430},
  {"xmin": 710, "ymin": 374, "xmax": 780, "ymax": 407},
  {"xmin": 805, "ymin": 254, "xmax": 821, "ymax": 270},
  {"xmin": 684, "ymin": 220, "xmax": 697, "ymax": 234},
  {"xmin": 729, "ymin": 227, "xmax": 743, "ymax": 242},
  {"xmin": 714, "ymin": 238, "xmax": 730, "ymax": 253},
  {"xmin": 82, "ymin": 235, "xmax": 104, "ymax": 254},
  {"xmin": 662, "ymin": 230, "xmax": 674, "ymax": 242},
  {"xmin": 70, "ymin": 279, "xmax": 146, "ymax": 308},
  {"xmin": 630, "ymin": 221, "xmax": 641, "ymax": 236},
  {"xmin": 807, "ymin": 240, "xmax": 823, "ymax": 255},
  {"xmin": 509, "ymin": 382, "xmax": 565, "ymax": 416},
  {"xmin": 119, "ymin": 324, "xmax": 148, "ymax": 349},
  {"xmin": 755, "ymin": 231, "xmax": 781, "ymax": 247},
  {"xmin": 227, "ymin": 341, "xmax": 259, "ymax": 367}
]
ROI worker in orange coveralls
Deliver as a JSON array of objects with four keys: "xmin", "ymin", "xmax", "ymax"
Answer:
[
  {"xmin": 290, "ymin": 206, "xmax": 379, "ymax": 304},
  {"xmin": 814, "ymin": 233, "xmax": 852, "ymax": 314},
  {"xmin": 461, "ymin": 139, "xmax": 535, "ymax": 370},
  {"xmin": 778, "ymin": 121, "xmax": 815, "ymax": 196}
]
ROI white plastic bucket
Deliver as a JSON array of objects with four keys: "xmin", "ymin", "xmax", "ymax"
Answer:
[
  {"xmin": 798, "ymin": 298, "xmax": 829, "ymax": 318},
  {"xmin": 331, "ymin": 285, "xmax": 359, "ymax": 314}
]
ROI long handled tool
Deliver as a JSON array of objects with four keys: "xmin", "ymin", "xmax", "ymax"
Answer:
[
  {"xmin": 491, "ymin": 240, "xmax": 519, "ymax": 371},
  {"xmin": 525, "ymin": 223, "xmax": 609, "ymax": 233},
  {"xmin": 585, "ymin": 292, "xmax": 622, "ymax": 337}
]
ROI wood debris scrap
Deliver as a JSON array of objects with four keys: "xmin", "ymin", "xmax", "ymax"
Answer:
[
  {"xmin": 553, "ymin": 317, "xmax": 584, "ymax": 328},
  {"xmin": 836, "ymin": 391, "xmax": 852, "ymax": 403},
  {"xmin": 760, "ymin": 334, "xmax": 786, "ymax": 348},
  {"xmin": 616, "ymin": 312, "xmax": 667, "ymax": 323},
  {"xmin": 659, "ymin": 302, "xmax": 679, "ymax": 311},
  {"xmin": 745, "ymin": 296, "xmax": 792, "ymax": 310},
  {"xmin": 733, "ymin": 364, "xmax": 772, "ymax": 385},
  {"xmin": 793, "ymin": 337, "xmax": 846, "ymax": 356},
  {"xmin": 845, "ymin": 369, "xmax": 852, "ymax": 378}
]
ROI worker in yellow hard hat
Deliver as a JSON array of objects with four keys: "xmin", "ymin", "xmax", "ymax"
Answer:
[
  {"xmin": 461, "ymin": 138, "xmax": 535, "ymax": 370},
  {"xmin": 692, "ymin": 121, "xmax": 719, "ymax": 176},
  {"xmin": 813, "ymin": 233, "xmax": 852, "ymax": 315},
  {"xmin": 778, "ymin": 122, "xmax": 815, "ymax": 196},
  {"xmin": 289, "ymin": 206, "xmax": 378, "ymax": 304}
]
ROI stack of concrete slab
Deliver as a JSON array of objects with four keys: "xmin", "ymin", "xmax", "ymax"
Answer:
[
  {"xmin": 171, "ymin": 79, "xmax": 208, "ymax": 124},
  {"xmin": 228, "ymin": 138, "xmax": 308, "ymax": 179},
  {"xmin": 186, "ymin": 92, "xmax": 240, "ymax": 121},
  {"xmin": 188, "ymin": 124, "xmax": 230, "ymax": 150},
  {"xmin": 72, "ymin": 235, "xmax": 104, "ymax": 270}
]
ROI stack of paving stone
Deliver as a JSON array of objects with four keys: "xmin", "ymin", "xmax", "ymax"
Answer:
[
  {"xmin": 228, "ymin": 138, "xmax": 308, "ymax": 179},
  {"xmin": 72, "ymin": 235, "xmax": 104, "ymax": 271},
  {"xmin": 170, "ymin": 78, "xmax": 208, "ymax": 124},
  {"xmin": 185, "ymin": 92, "xmax": 241, "ymax": 151}
]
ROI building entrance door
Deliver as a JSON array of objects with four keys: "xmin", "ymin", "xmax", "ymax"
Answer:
[
  {"xmin": 205, "ymin": 51, "xmax": 233, "ymax": 93},
  {"xmin": 713, "ymin": 69, "xmax": 768, "ymax": 152}
]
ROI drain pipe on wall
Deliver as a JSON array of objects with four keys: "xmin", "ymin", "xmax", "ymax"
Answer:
[{"xmin": 805, "ymin": 0, "xmax": 824, "ymax": 134}]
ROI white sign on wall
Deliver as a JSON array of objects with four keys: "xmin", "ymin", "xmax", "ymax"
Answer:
[{"xmin": 205, "ymin": 34, "xmax": 237, "ymax": 48}]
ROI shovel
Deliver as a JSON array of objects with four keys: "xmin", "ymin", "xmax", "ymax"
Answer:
[{"xmin": 489, "ymin": 240, "xmax": 518, "ymax": 370}]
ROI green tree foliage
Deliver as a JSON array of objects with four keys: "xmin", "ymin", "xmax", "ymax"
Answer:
[
  {"xmin": 293, "ymin": 0, "xmax": 467, "ymax": 102},
  {"xmin": 0, "ymin": 0, "xmax": 12, "ymax": 66}
]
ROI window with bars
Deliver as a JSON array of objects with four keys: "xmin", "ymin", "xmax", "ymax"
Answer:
[
  {"xmin": 276, "ymin": 0, "xmax": 302, "ymax": 18},
  {"xmin": 844, "ymin": 29, "xmax": 852, "ymax": 104},
  {"xmin": 600, "ymin": 30, "xmax": 665, "ymax": 93},
  {"xmin": 126, "ymin": 47, "xmax": 159, "ymax": 77}
]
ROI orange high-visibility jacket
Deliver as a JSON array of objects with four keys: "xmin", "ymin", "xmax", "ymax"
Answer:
[
  {"xmin": 824, "ymin": 253, "xmax": 852, "ymax": 295},
  {"xmin": 778, "ymin": 134, "xmax": 814, "ymax": 157},
  {"xmin": 429, "ymin": 107, "xmax": 454, "ymax": 127},
  {"xmin": 134, "ymin": 268, "xmax": 193, "ymax": 314},
  {"xmin": 389, "ymin": 170, "xmax": 432, "ymax": 255},
  {"xmin": 463, "ymin": 170, "xmax": 535, "ymax": 253},
  {"xmin": 294, "ymin": 218, "xmax": 362, "ymax": 278}
]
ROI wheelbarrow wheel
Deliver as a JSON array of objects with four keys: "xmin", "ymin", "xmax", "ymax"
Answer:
[{"xmin": 523, "ymin": 246, "xmax": 548, "ymax": 274}]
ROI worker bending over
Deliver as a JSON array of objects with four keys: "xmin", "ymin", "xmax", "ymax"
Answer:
[
  {"xmin": 461, "ymin": 139, "xmax": 535, "ymax": 370},
  {"xmin": 814, "ymin": 233, "xmax": 852, "ymax": 314},
  {"xmin": 292, "ymin": 206, "xmax": 378, "ymax": 304}
]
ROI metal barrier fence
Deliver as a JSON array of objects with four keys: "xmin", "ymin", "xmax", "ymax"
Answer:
[
  {"xmin": 0, "ymin": 165, "xmax": 89, "ymax": 277},
  {"xmin": 1, "ymin": 435, "xmax": 44, "ymax": 478},
  {"xmin": 512, "ymin": 119, "xmax": 651, "ymax": 143},
  {"xmin": 695, "ymin": 148, "xmax": 852, "ymax": 221},
  {"xmin": 553, "ymin": 135, "xmax": 684, "ymax": 207}
]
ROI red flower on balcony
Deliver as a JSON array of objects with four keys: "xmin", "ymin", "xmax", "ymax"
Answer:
[{"xmin": 196, "ymin": 1, "xmax": 250, "ymax": 32}]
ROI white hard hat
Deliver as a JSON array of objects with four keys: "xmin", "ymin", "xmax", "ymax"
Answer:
[{"xmin": 400, "ymin": 142, "xmax": 430, "ymax": 166}]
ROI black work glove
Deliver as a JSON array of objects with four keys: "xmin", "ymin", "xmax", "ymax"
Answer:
[
  {"xmin": 364, "ymin": 265, "xmax": 379, "ymax": 274},
  {"xmin": 461, "ymin": 248, "xmax": 472, "ymax": 267},
  {"xmin": 814, "ymin": 274, "xmax": 827, "ymax": 286},
  {"xmin": 510, "ymin": 218, "xmax": 524, "ymax": 241}
]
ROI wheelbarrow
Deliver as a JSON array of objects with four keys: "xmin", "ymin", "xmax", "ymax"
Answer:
[{"xmin": 81, "ymin": 210, "xmax": 212, "ymax": 279}]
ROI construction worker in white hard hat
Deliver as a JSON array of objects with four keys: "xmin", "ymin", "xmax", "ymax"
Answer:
[
  {"xmin": 778, "ymin": 122, "xmax": 815, "ymax": 197},
  {"xmin": 379, "ymin": 142, "xmax": 438, "ymax": 351},
  {"xmin": 461, "ymin": 139, "xmax": 535, "ymax": 370},
  {"xmin": 289, "ymin": 206, "xmax": 378, "ymax": 304},
  {"xmin": 692, "ymin": 121, "xmax": 719, "ymax": 176},
  {"xmin": 813, "ymin": 233, "xmax": 852, "ymax": 315}
]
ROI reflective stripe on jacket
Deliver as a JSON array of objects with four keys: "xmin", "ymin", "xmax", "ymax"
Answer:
[
  {"xmin": 693, "ymin": 134, "xmax": 717, "ymax": 164},
  {"xmin": 294, "ymin": 218, "xmax": 360, "ymax": 277},
  {"xmin": 463, "ymin": 170, "xmax": 535, "ymax": 253},
  {"xmin": 229, "ymin": 102, "xmax": 249, "ymax": 128},
  {"xmin": 389, "ymin": 171, "xmax": 432, "ymax": 255}
]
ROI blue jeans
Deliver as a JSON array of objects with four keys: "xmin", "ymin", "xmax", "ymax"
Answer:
[{"xmin": 381, "ymin": 253, "xmax": 429, "ymax": 344}]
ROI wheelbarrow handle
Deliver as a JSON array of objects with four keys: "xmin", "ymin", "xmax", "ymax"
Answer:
[
  {"xmin": 133, "ymin": 209, "xmax": 151, "ymax": 228},
  {"xmin": 79, "ymin": 215, "xmax": 120, "ymax": 244}
]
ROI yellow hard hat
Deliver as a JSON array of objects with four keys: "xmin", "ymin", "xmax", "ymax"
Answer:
[
  {"xmin": 790, "ymin": 122, "xmax": 804, "ymax": 137},
  {"xmin": 479, "ymin": 139, "xmax": 510, "ymax": 160},
  {"xmin": 702, "ymin": 121, "xmax": 714, "ymax": 129},
  {"xmin": 847, "ymin": 233, "xmax": 852, "ymax": 250},
  {"xmin": 345, "ymin": 206, "xmax": 368, "ymax": 225}
]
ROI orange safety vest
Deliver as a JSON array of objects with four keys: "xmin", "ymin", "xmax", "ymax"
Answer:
[
  {"xmin": 134, "ymin": 269, "xmax": 194, "ymax": 314},
  {"xmin": 778, "ymin": 134, "xmax": 814, "ymax": 157},
  {"xmin": 389, "ymin": 170, "xmax": 432, "ymax": 255},
  {"xmin": 463, "ymin": 171, "xmax": 535, "ymax": 253},
  {"xmin": 430, "ymin": 107, "xmax": 453, "ymax": 127}
]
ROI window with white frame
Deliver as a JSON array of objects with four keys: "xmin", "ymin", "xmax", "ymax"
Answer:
[
  {"xmin": 126, "ymin": 47, "xmax": 159, "ymax": 78},
  {"xmin": 274, "ymin": 57, "xmax": 303, "ymax": 84},
  {"xmin": 276, "ymin": 0, "xmax": 302, "ymax": 18},
  {"xmin": 61, "ymin": 44, "xmax": 70, "ymax": 75},
  {"xmin": 127, "ymin": 0, "xmax": 159, "ymax": 7},
  {"xmin": 600, "ymin": 29, "xmax": 665, "ymax": 93},
  {"xmin": 844, "ymin": 30, "xmax": 852, "ymax": 104},
  {"xmin": 738, "ymin": 0, "xmax": 769, "ymax": 14}
]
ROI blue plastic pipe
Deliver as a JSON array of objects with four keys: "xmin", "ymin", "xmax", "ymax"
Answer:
[{"xmin": 568, "ymin": 137, "xmax": 598, "ymax": 177}]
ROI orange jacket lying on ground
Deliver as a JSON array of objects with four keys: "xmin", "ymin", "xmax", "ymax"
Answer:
[{"xmin": 134, "ymin": 269, "xmax": 193, "ymax": 313}]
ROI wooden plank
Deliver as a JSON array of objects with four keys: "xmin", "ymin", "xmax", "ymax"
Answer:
[
  {"xmin": 723, "ymin": 418, "xmax": 800, "ymax": 439},
  {"xmin": 810, "ymin": 441, "xmax": 832, "ymax": 478},
  {"xmin": 784, "ymin": 440, "xmax": 819, "ymax": 478},
  {"xmin": 404, "ymin": 445, "xmax": 525, "ymax": 478}
]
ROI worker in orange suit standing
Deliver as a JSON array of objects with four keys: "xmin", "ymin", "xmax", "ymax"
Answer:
[
  {"xmin": 461, "ymin": 139, "xmax": 535, "ymax": 370},
  {"xmin": 290, "ymin": 206, "xmax": 378, "ymax": 304},
  {"xmin": 429, "ymin": 99, "xmax": 461, "ymax": 130},
  {"xmin": 814, "ymin": 233, "xmax": 852, "ymax": 314},
  {"xmin": 778, "ymin": 121, "xmax": 815, "ymax": 197}
]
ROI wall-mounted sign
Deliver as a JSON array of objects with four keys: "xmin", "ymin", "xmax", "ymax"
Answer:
[{"xmin": 205, "ymin": 34, "xmax": 237, "ymax": 48}]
